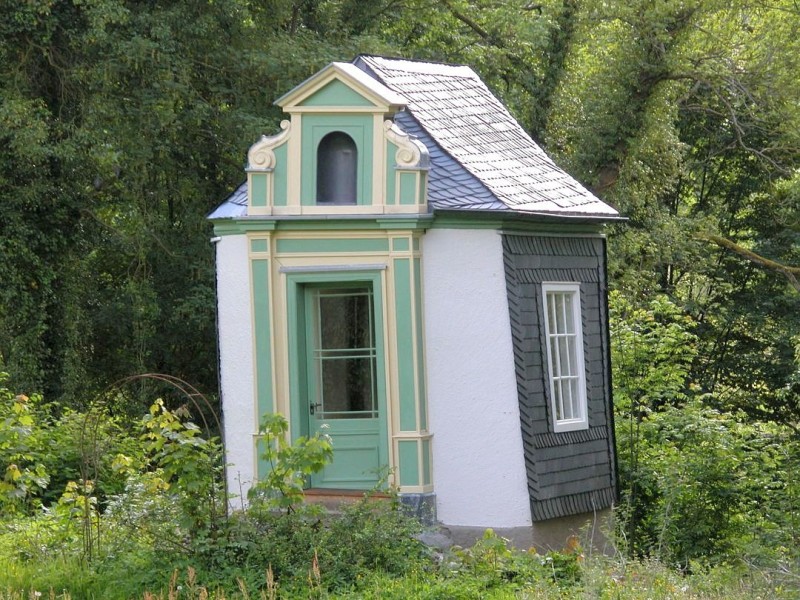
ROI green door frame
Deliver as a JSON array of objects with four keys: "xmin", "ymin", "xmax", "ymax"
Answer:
[{"xmin": 285, "ymin": 269, "xmax": 389, "ymax": 488}]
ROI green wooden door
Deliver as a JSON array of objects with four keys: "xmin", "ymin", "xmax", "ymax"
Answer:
[{"xmin": 304, "ymin": 284, "xmax": 387, "ymax": 489}]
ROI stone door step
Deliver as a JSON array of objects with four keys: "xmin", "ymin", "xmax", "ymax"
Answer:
[{"xmin": 302, "ymin": 488, "xmax": 391, "ymax": 511}]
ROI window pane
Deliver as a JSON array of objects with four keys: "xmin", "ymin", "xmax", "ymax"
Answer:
[
  {"xmin": 557, "ymin": 336, "xmax": 571, "ymax": 377},
  {"xmin": 318, "ymin": 289, "xmax": 372, "ymax": 350},
  {"xmin": 553, "ymin": 378, "xmax": 563, "ymax": 421},
  {"xmin": 313, "ymin": 286, "xmax": 377, "ymax": 419},
  {"xmin": 555, "ymin": 294, "xmax": 566, "ymax": 333},
  {"xmin": 546, "ymin": 293, "xmax": 557, "ymax": 333},
  {"xmin": 320, "ymin": 357, "xmax": 375, "ymax": 418},
  {"xmin": 563, "ymin": 293, "xmax": 574, "ymax": 332},
  {"xmin": 568, "ymin": 378, "xmax": 581, "ymax": 420},
  {"xmin": 549, "ymin": 338, "xmax": 561, "ymax": 377},
  {"xmin": 560, "ymin": 378, "xmax": 569, "ymax": 421}
]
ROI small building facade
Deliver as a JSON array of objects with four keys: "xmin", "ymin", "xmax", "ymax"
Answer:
[{"xmin": 209, "ymin": 56, "xmax": 622, "ymax": 547}]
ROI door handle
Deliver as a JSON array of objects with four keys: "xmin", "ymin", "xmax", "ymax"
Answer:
[{"xmin": 309, "ymin": 402, "xmax": 322, "ymax": 415}]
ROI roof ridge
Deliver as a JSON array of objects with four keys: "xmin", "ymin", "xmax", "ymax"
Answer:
[{"xmin": 355, "ymin": 53, "xmax": 472, "ymax": 70}]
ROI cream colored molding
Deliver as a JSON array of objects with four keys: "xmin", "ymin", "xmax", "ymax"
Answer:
[
  {"xmin": 377, "ymin": 268, "xmax": 396, "ymax": 490},
  {"xmin": 287, "ymin": 114, "xmax": 302, "ymax": 207},
  {"xmin": 384, "ymin": 204, "xmax": 427, "ymax": 215},
  {"xmin": 269, "ymin": 204, "xmax": 425, "ymax": 216},
  {"xmin": 284, "ymin": 106, "xmax": 390, "ymax": 114},
  {"xmin": 383, "ymin": 120, "xmax": 430, "ymax": 169},
  {"xmin": 298, "ymin": 205, "xmax": 384, "ymax": 216},
  {"xmin": 247, "ymin": 120, "xmax": 291, "ymax": 172},
  {"xmin": 373, "ymin": 114, "xmax": 386, "ymax": 208},
  {"xmin": 276, "ymin": 62, "xmax": 407, "ymax": 111}
]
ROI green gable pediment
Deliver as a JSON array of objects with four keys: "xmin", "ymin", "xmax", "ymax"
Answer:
[
  {"xmin": 276, "ymin": 62, "xmax": 407, "ymax": 111},
  {"xmin": 300, "ymin": 79, "xmax": 376, "ymax": 108}
]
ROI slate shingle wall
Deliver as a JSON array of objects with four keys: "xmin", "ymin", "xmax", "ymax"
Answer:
[{"xmin": 502, "ymin": 234, "xmax": 617, "ymax": 521}]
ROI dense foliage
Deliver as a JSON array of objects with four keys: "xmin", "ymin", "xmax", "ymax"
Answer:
[
  {"xmin": 1, "ymin": 0, "xmax": 799, "ymax": 594},
  {"xmin": 0, "ymin": 384, "xmax": 791, "ymax": 598}
]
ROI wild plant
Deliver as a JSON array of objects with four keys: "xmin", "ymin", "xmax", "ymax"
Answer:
[{"xmin": 247, "ymin": 413, "xmax": 332, "ymax": 513}]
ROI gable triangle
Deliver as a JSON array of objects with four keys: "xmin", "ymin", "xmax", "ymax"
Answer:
[{"xmin": 300, "ymin": 78, "xmax": 376, "ymax": 107}]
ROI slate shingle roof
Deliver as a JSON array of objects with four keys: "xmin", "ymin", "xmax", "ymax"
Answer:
[
  {"xmin": 210, "ymin": 181, "xmax": 247, "ymax": 218},
  {"xmin": 209, "ymin": 56, "xmax": 619, "ymax": 220},
  {"xmin": 356, "ymin": 55, "xmax": 618, "ymax": 217}
]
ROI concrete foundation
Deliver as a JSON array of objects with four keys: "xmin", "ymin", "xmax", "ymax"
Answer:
[{"xmin": 430, "ymin": 507, "xmax": 616, "ymax": 554}]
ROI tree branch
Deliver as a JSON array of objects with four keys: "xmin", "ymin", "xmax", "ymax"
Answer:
[
  {"xmin": 439, "ymin": 0, "xmax": 493, "ymax": 42},
  {"xmin": 696, "ymin": 232, "xmax": 800, "ymax": 292}
]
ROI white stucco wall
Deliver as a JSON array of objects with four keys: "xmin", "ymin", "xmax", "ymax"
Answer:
[
  {"xmin": 215, "ymin": 234, "xmax": 257, "ymax": 509},
  {"xmin": 422, "ymin": 228, "xmax": 532, "ymax": 528}
]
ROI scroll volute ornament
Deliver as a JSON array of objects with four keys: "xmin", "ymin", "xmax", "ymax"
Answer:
[
  {"xmin": 383, "ymin": 120, "xmax": 429, "ymax": 169},
  {"xmin": 247, "ymin": 120, "xmax": 292, "ymax": 171}
]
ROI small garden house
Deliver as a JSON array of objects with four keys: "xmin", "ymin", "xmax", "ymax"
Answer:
[{"xmin": 209, "ymin": 56, "xmax": 622, "ymax": 547}]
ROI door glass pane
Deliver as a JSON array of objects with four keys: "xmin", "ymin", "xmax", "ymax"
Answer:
[
  {"xmin": 319, "ymin": 291, "xmax": 372, "ymax": 350},
  {"xmin": 321, "ymin": 357, "xmax": 374, "ymax": 414},
  {"xmin": 313, "ymin": 287, "xmax": 377, "ymax": 419}
]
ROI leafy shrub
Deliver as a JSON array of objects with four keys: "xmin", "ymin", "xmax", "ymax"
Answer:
[
  {"xmin": 610, "ymin": 291, "xmax": 800, "ymax": 576},
  {"xmin": 205, "ymin": 492, "xmax": 425, "ymax": 594},
  {"xmin": 247, "ymin": 413, "xmax": 333, "ymax": 513},
  {"xmin": 441, "ymin": 529, "xmax": 582, "ymax": 594},
  {"xmin": 0, "ymin": 374, "xmax": 49, "ymax": 513}
]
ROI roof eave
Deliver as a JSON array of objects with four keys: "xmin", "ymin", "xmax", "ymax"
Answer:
[{"xmin": 433, "ymin": 207, "xmax": 627, "ymax": 224}]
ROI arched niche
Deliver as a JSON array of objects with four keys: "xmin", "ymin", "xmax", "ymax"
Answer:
[{"xmin": 317, "ymin": 131, "xmax": 358, "ymax": 205}]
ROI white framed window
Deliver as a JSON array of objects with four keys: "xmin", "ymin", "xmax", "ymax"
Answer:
[{"xmin": 542, "ymin": 282, "xmax": 588, "ymax": 432}]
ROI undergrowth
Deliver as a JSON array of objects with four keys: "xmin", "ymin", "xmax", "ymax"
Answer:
[{"xmin": 1, "ymin": 380, "xmax": 796, "ymax": 599}]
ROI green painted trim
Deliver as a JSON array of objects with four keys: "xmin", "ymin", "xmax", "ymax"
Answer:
[
  {"xmin": 413, "ymin": 257, "xmax": 427, "ymax": 431},
  {"xmin": 376, "ymin": 217, "xmax": 433, "ymax": 231},
  {"xmin": 300, "ymin": 79, "xmax": 376, "ymax": 107},
  {"xmin": 398, "ymin": 440, "xmax": 419, "ymax": 487},
  {"xmin": 213, "ymin": 213, "xmax": 607, "ymax": 235},
  {"xmin": 285, "ymin": 278, "xmax": 307, "ymax": 444},
  {"xmin": 211, "ymin": 221, "xmax": 277, "ymax": 236},
  {"xmin": 250, "ymin": 239, "xmax": 269, "ymax": 253},
  {"xmin": 276, "ymin": 237, "xmax": 390, "ymax": 254},
  {"xmin": 399, "ymin": 172, "xmax": 417, "ymax": 206},
  {"xmin": 391, "ymin": 237, "xmax": 410, "ymax": 252},
  {"xmin": 301, "ymin": 114, "xmax": 373, "ymax": 206},
  {"xmin": 421, "ymin": 438, "xmax": 431, "ymax": 486},
  {"xmin": 428, "ymin": 216, "xmax": 505, "ymax": 230},
  {"xmin": 251, "ymin": 173, "xmax": 268, "ymax": 208},
  {"xmin": 393, "ymin": 258, "xmax": 417, "ymax": 432},
  {"xmin": 430, "ymin": 212, "xmax": 609, "ymax": 233},
  {"xmin": 273, "ymin": 144, "xmax": 288, "ymax": 206},
  {"xmin": 413, "ymin": 237, "xmax": 420, "ymax": 251},
  {"xmin": 385, "ymin": 141, "xmax": 397, "ymax": 205},
  {"xmin": 210, "ymin": 216, "xmax": 433, "ymax": 236},
  {"xmin": 251, "ymin": 259, "xmax": 274, "ymax": 477}
]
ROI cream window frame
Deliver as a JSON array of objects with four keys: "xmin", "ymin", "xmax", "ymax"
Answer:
[{"xmin": 541, "ymin": 282, "xmax": 588, "ymax": 432}]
